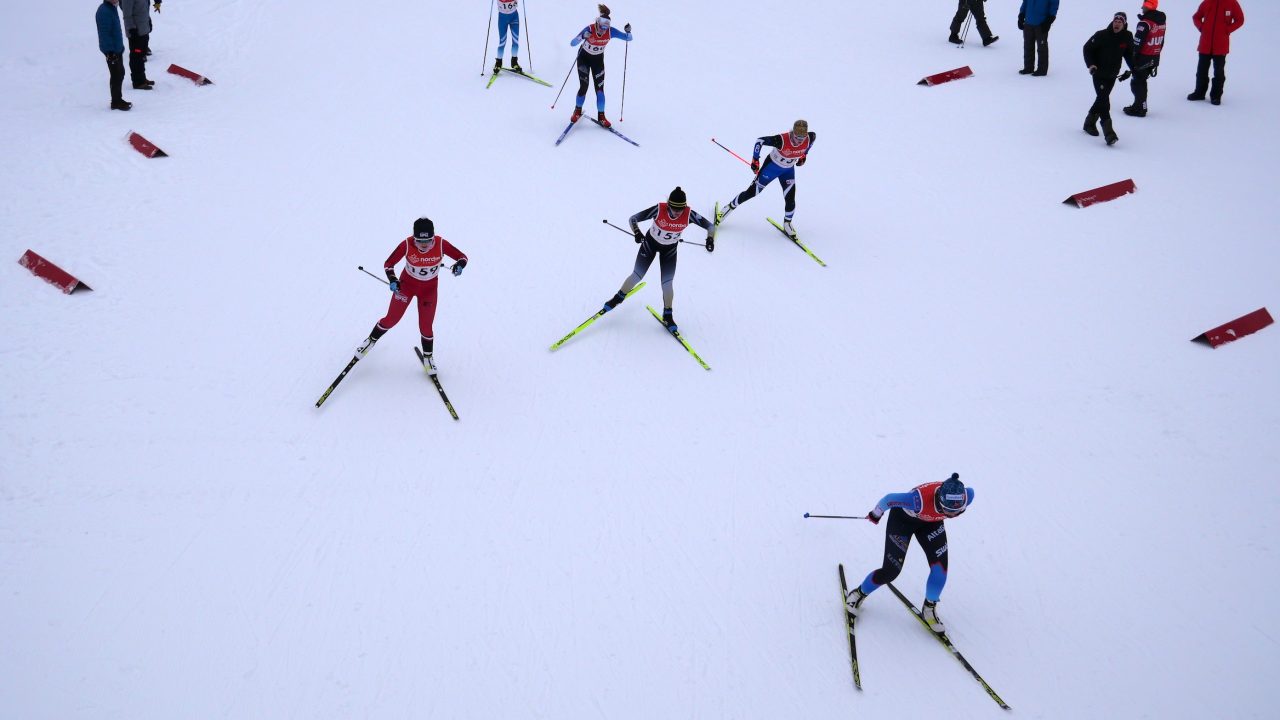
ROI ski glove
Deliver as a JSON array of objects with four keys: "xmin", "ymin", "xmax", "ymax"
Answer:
[
  {"xmin": 451, "ymin": 258, "xmax": 468, "ymax": 276},
  {"xmin": 1118, "ymin": 70, "xmax": 1132, "ymax": 82},
  {"xmin": 867, "ymin": 510, "xmax": 883, "ymax": 525},
  {"xmin": 388, "ymin": 280, "xmax": 400, "ymax": 293},
  {"xmin": 624, "ymin": 23, "xmax": 632, "ymax": 33},
  {"xmin": 705, "ymin": 235, "xmax": 715, "ymax": 253},
  {"xmin": 750, "ymin": 159, "xmax": 760, "ymax": 173},
  {"xmin": 633, "ymin": 230, "xmax": 645, "ymax": 244},
  {"xmin": 154, "ymin": 0, "xmax": 162, "ymax": 11},
  {"xmin": 1045, "ymin": 15, "xmax": 1055, "ymax": 30},
  {"xmin": 797, "ymin": 156, "xmax": 806, "ymax": 167},
  {"xmin": 1017, "ymin": 13, "xmax": 1025, "ymax": 30}
]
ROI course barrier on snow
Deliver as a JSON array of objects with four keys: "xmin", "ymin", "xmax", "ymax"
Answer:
[
  {"xmin": 167, "ymin": 64, "xmax": 213, "ymax": 86},
  {"xmin": 127, "ymin": 131, "xmax": 167, "ymax": 158},
  {"xmin": 1063, "ymin": 179, "xmax": 1136, "ymax": 208},
  {"xmin": 1192, "ymin": 307, "xmax": 1273, "ymax": 348},
  {"xmin": 918, "ymin": 66, "xmax": 973, "ymax": 86},
  {"xmin": 17, "ymin": 249, "xmax": 92, "ymax": 294}
]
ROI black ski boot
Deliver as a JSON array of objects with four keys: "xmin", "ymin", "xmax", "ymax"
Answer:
[
  {"xmin": 1122, "ymin": 105, "xmax": 1146, "ymax": 117},
  {"xmin": 662, "ymin": 308, "xmax": 678, "ymax": 334},
  {"xmin": 602, "ymin": 291, "xmax": 626, "ymax": 313},
  {"xmin": 510, "ymin": 56, "xmax": 522, "ymax": 73},
  {"xmin": 1102, "ymin": 119, "xmax": 1119, "ymax": 146},
  {"xmin": 493, "ymin": 58, "xmax": 502, "ymax": 75}
]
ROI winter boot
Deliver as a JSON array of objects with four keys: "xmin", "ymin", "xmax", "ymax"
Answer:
[
  {"xmin": 845, "ymin": 586, "xmax": 867, "ymax": 616},
  {"xmin": 661, "ymin": 308, "xmax": 678, "ymax": 334},
  {"xmin": 948, "ymin": 33, "xmax": 963, "ymax": 45},
  {"xmin": 602, "ymin": 291, "xmax": 626, "ymax": 313},
  {"xmin": 110, "ymin": 99, "xmax": 133, "ymax": 111},
  {"xmin": 422, "ymin": 352, "xmax": 438, "ymax": 376},
  {"xmin": 493, "ymin": 58, "xmax": 503, "ymax": 75},
  {"xmin": 570, "ymin": 106, "xmax": 583, "ymax": 123},
  {"xmin": 782, "ymin": 220, "xmax": 797, "ymax": 238},
  {"xmin": 921, "ymin": 600, "xmax": 945, "ymax": 633},
  {"xmin": 510, "ymin": 56, "xmax": 522, "ymax": 73},
  {"xmin": 1122, "ymin": 105, "xmax": 1146, "ymax": 117},
  {"xmin": 132, "ymin": 82, "xmax": 154, "ymax": 90},
  {"xmin": 716, "ymin": 201, "xmax": 735, "ymax": 224},
  {"xmin": 1019, "ymin": 68, "xmax": 1034, "ymax": 75},
  {"xmin": 1083, "ymin": 111, "xmax": 1100, "ymax": 136},
  {"xmin": 983, "ymin": 35, "xmax": 999, "ymax": 47},
  {"xmin": 1102, "ymin": 119, "xmax": 1118, "ymax": 146},
  {"xmin": 597, "ymin": 112, "xmax": 612, "ymax": 129},
  {"xmin": 355, "ymin": 336, "xmax": 378, "ymax": 359},
  {"xmin": 1187, "ymin": 92, "xmax": 1206, "ymax": 101}
]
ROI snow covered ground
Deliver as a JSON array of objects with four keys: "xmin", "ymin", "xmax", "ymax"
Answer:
[{"xmin": 3, "ymin": 1, "xmax": 1278, "ymax": 717}]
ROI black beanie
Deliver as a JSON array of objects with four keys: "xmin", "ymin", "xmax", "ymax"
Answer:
[
  {"xmin": 668, "ymin": 187, "xmax": 687, "ymax": 208},
  {"xmin": 413, "ymin": 217, "xmax": 434, "ymax": 239}
]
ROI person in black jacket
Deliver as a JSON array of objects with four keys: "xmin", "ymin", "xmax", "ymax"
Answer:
[
  {"xmin": 1124, "ymin": 1, "xmax": 1167, "ymax": 116},
  {"xmin": 949, "ymin": 0, "xmax": 999, "ymax": 47},
  {"xmin": 1082, "ymin": 12, "xmax": 1135, "ymax": 146}
]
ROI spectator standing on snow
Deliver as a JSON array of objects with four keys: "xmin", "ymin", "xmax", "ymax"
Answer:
[
  {"xmin": 1082, "ymin": 11, "xmax": 1135, "ymax": 146},
  {"xmin": 1124, "ymin": 0, "xmax": 1167, "ymax": 116},
  {"xmin": 1189, "ymin": 0, "xmax": 1244, "ymax": 105},
  {"xmin": 949, "ymin": 0, "xmax": 999, "ymax": 47},
  {"xmin": 120, "ymin": 0, "xmax": 154, "ymax": 89},
  {"xmin": 96, "ymin": 0, "xmax": 130, "ymax": 111},
  {"xmin": 1018, "ymin": 0, "xmax": 1058, "ymax": 75}
]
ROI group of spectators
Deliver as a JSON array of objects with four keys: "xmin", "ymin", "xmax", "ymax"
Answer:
[
  {"xmin": 94, "ymin": 0, "xmax": 162, "ymax": 111},
  {"xmin": 952, "ymin": 0, "xmax": 1245, "ymax": 146}
]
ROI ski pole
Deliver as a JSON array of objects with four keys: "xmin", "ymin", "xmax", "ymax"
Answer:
[
  {"xmin": 604, "ymin": 220, "xmax": 706, "ymax": 247},
  {"xmin": 522, "ymin": 0, "xmax": 533, "ymax": 73},
  {"xmin": 481, "ymin": 0, "xmax": 495, "ymax": 75},
  {"xmin": 803, "ymin": 513, "xmax": 873, "ymax": 520},
  {"xmin": 552, "ymin": 56, "xmax": 577, "ymax": 109},
  {"xmin": 710, "ymin": 138, "xmax": 752, "ymax": 167},
  {"xmin": 959, "ymin": 13, "xmax": 973, "ymax": 48},
  {"xmin": 620, "ymin": 36, "xmax": 629, "ymax": 122},
  {"xmin": 358, "ymin": 264, "xmax": 452, "ymax": 286}
]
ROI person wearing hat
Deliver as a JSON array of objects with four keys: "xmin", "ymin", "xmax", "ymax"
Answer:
[
  {"xmin": 354, "ymin": 217, "xmax": 469, "ymax": 375},
  {"xmin": 716, "ymin": 120, "xmax": 815, "ymax": 239},
  {"xmin": 1189, "ymin": 0, "xmax": 1245, "ymax": 105},
  {"xmin": 1017, "ymin": 0, "xmax": 1058, "ymax": 76},
  {"xmin": 1124, "ymin": 0, "xmax": 1167, "ymax": 116},
  {"xmin": 96, "ymin": 0, "xmax": 130, "ymax": 111},
  {"xmin": 568, "ymin": 4, "xmax": 633, "ymax": 128},
  {"xmin": 119, "ymin": 0, "xmax": 154, "ymax": 90},
  {"xmin": 844, "ymin": 473, "xmax": 976, "ymax": 633},
  {"xmin": 949, "ymin": 0, "xmax": 999, "ymax": 47},
  {"xmin": 601, "ymin": 187, "xmax": 714, "ymax": 333},
  {"xmin": 1082, "ymin": 12, "xmax": 1136, "ymax": 146}
]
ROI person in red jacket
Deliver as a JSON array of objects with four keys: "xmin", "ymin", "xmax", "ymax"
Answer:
[
  {"xmin": 1189, "ymin": 0, "xmax": 1245, "ymax": 105},
  {"xmin": 355, "ymin": 217, "xmax": 468, "ymax": 375}
]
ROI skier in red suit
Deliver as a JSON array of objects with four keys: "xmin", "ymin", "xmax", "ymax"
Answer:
[{"xmin": 355, "ymin": 217, "xmax": 468, "ymax": 375}]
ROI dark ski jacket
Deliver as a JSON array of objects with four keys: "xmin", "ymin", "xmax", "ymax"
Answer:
[
  {"xmin": 96, "ymin": 1, "xmax": 124, "ymax": 55},
  {"xmin": 1019, "ymin": 0, "xmax": 1060, "ymax": 27},
  {"xmin": 1132, "ymin": 10, "xmax": 1168, "ymax": 70},
  {"xmin": 1083, "ymin": 25, "xmax": 1135, "ymax": 78}
]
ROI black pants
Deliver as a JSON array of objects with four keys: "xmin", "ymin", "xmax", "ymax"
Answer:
[
  {"xmin": 1194, "ymin": 54, "xmax": 1226, "ymax": 100},
  {"xmin": 575, "ymin": 51, "xmax": 605, "ymax": 105},
  {"xmin": 1022, "ymin": 24, "xmax": 1048, "ymax": 73},
  {"xmin": 1130, "ymin": 59, "xmax": 1157, "ymax": 111},
  {"xmin": 950, "ymin": 0, "xmax": 994, "ymax": 43},
  {"xmin": 628, "ymin": 237, "xmax": 677, "ymax": 306},
  {"xmin": 1089, "ymin": 73, "xmax": 1118, "ymax": 122},
  {"xmin": 128, "ymin": 31, "xmax": 150, "ymax": 84},
  {"xmin": 105, "ymin": 52, "xmax": 125, "ymax": 102},
  {"xmin": 869, "ymin": 508, "xmax": 949, "ymax": 587}
]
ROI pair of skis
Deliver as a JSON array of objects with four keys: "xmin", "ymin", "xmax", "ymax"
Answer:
[
  {"xmin": 315, "ymin": 349, "xmax": 458, "ymax": 420},
  {"xmin": 837, "ymin": 564, "xmax": 1009, "ymax": 709},
  {"xmin": 486, "ymin": 66, "xmax": 553, "ymax": 89},
  {"xmin": 549, "ymin": 282, "xmax": 710, "ymax": 370},
  {"xmin": 713, "ymin": 202, "xmax": 827, "ymax": 267},
  {"xmin": 555, "ymin": 117, "xmax": 640, "ymax": 147}
]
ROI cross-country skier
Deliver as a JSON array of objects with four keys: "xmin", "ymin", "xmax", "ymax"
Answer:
[
  {"xmin": 844, "ymin": 473, "xmax": 974, "ymax": 633},
  {"xmin": 354, "ymin": 217, "xmax": 468, "ymax": 375},
  {"xmin": 568, "ymin": 4, "xmax": 632, "ymax": 128},
  {"xmin": 493, "ymin": 0, "xmax": 523, "ymax": 75},
  {"xmin": 716, "ymin": 119, "xmax": 815, "ymax": 238},
  {"xmin": 601, "ymin": 187, "xmax": 714, "ymax": 333}
]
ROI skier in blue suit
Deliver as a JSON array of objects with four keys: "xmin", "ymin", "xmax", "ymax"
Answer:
[{"xmin": 493, "ymin": 0, "xmax": 523, "ymax": 74}]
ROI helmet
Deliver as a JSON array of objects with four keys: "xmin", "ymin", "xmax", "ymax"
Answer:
[
  {"xmin": 1142, "ymin": 0, "xmax": 1158, "ymax": 10},
  {"xmin": 936, "ymin": 473, "xmax": 968, "ymax": 514},
  {"xmin": 413, "ymin": 217, "xmax": 434, "ymax": 241}
]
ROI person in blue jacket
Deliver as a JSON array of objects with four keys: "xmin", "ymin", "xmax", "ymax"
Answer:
[
  {"xmin": 1019, "ymin": 0, "xmax": 1060, "ymax": 75},
  {"xmin": 96, "ymin": 0, "xmax": 130, "ymax": 110},
  {"xmin": 845, "ymin": 473, "xmax": 975, "ymax": 633},
  {"xmin": 568, "ymin": 4, "xmax": 632, "ymax": 128}
]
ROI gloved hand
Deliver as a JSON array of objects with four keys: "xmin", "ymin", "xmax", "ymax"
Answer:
[
  {"xmin": 452, "ymin": 258, "xmax": 468, "ymax": 276},
  {"xmin": 705, "ymin": 235, "xmax": 715, "ymax": 253},
  {"xmin": 867, "ymin": 510, "xmax": 883, "ymax": 525},
  {"xmin": 1118, "ymin": 70, "xmax": 1132, "ymax": 82},
  {"xmin": 128, "ymin": 28, "xmax": 138, "ymax": 39},
  {"xmin": 105, "ymin": 52, "xmax": 121, "ymax": 61},
  {"xmin": 750, "ymin": 159, "xmax": 760, "ymax": 173},
  {"xmin": 1045, "ymin": 15, "xmax": 1055, "ymax": 31},
  {"xmin": 797, "ymin": 156, "xmax": 806, "ymax": 167},
  {"xmin": 1017, "ymin": 13, "xmax": 1025, "ymax": 30},
  {"xmin": 388, "ymin": 279, "xmax": 400, "ymax": 293},
  {"xmin": 624, "ymin": 23, "xmax": 632, "ymax": 33},
  {"xmin": 154, "ymin": 0, "xmax": 162, "ymax": 12},
  {"xmin": 633, "ymin": 230, "xmax": 645, "ymax": 244}
]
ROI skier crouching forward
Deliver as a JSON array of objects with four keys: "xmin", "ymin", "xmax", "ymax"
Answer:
[
  {"xmin": 602, "ymin": 187, "xmax": 714, "ymax": 333},
  {"xmin": 845, "ymin": 473, "xmax": 974, "ymax": 633},
  {"xmin": 355, "ymin": 217, "xmax": 468, "ymax": 375},
  {"xmin": 717, "ymin": 119, "xmax": 815, "ymax": 238}
]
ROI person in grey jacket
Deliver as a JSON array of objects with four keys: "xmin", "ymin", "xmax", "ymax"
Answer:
[
  {"xmin": 95, "ymin": 0, "xmax": 130, "ymax": 110},
  {"xmin": 120, "ymin": 0, "xmax": 154, "ymax": 89}
]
